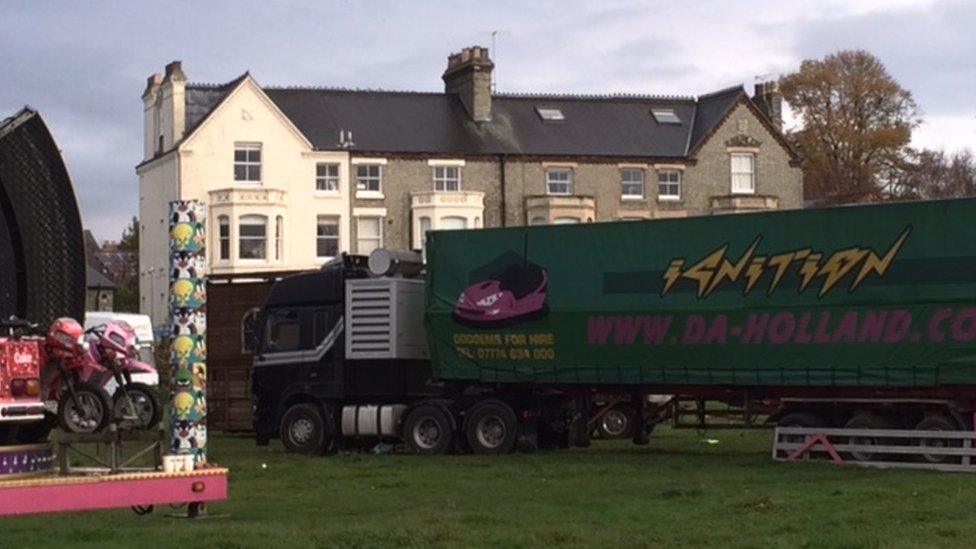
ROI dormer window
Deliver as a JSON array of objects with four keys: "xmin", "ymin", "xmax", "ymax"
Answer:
[
  {"xmin": 651, "ymin": 109, "xmax": 681, "ymax": 125},
  {"xmin": 536, "ymin": 107, "xmax": 565, "ymax": 122}
]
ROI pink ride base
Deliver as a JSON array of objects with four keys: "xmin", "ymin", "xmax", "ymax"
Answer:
[{"xmin": 0, "ymin": 468, "xmax": 228, "ymax": 516}]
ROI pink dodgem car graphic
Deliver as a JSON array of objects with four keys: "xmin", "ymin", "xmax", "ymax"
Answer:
[{"xmin": 453, "ymin": 259, "xmax": 549, "ymax": 327}]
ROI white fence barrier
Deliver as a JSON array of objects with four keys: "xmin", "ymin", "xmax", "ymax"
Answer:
[{"xmin": 773, "ymin": 426, "xmax": 976, "ymax": 472}]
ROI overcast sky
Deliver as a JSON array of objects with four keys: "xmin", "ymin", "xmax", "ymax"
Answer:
[{"xmin": 1, "ymin": 0, "xmax": 973, "ymax": 241}]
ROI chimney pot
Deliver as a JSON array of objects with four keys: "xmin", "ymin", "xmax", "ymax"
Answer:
[
  {"xmin": 142, "ymin": 73, "xmax": 163, "ymax": 99},
  {"xmin": 163, "ymin": 60, "xmax": 187, "ymax": 82}
]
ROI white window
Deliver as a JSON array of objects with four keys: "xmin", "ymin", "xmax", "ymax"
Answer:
[
  {"xmin": 433, "ymin": 166, "xmax": 460, "ymax": 192},
  {"xmin": 658, "ymin": 170, "xmax": 681, "ymax": 201},
  {"xmin": 621, "ymin": 169, "xmax": 644, "ymax": 199},
  {"xmin": 356, "ymin": 165, "xmax": 382, "ymax": 194},
  {"xmin": 356, "ymin": 217, "xmax": 382, "ymax": 256},
  {"xmin": 731, "ymin": 153, "xmax": 755, "ymax": 194},
  {"xmin": 316, "ymin": 163, "xmax": 340, "ymax": 192},
  {"xmin": 317, "ymin": 216, "xmax": 340, "ymax": 258},
  {"xmin": 275, "ymin": 216, "xmax": 283, "ymax": 261},
  {"xmin": 546, "ymin": 168, "xmax": 573, "ymax": 195},
  {"xmin": 417, "ymin": 216, "xmax": 431, "ymax": 252},
  {"xmin": 238, "ymin": 215, "xmax": 267, "ymax": 259},
  {"xmin": 234, "ymin": 143, "xmax": 261, "ymax": 182},
  {"xmin": 440, "ymin": 216, "xmax": 468, "ymax": 230},
  {"xmin": 218, "ymin": 215, "xmax": 230, "ymax": 261},
  {"xmin": 553, "ymin": 217, "xmax": 581, "ymax": 224}
]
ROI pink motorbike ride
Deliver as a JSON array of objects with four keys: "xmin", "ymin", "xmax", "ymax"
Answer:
[{"xmin": 45, "ymin": 318, "xmax": 162, "ymax": 434}]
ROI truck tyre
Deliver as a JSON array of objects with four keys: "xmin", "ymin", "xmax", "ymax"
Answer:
[
  {"xmin": 597, "ymin": 406, "xmax": 635, "ymax": 439},
  {"xmin": 845, "ymin": 413, "xmax": 895, "ymax": 462},
  {"xmin": 915, "ymin": 415, "xmax": 961, "ymax": 464},
  {"xmin": 403, "ymin": 405, "xmax": 454, "ymax": 455},
  {"xmin": 777, "ymin": 411, "xmax": 827, "ymax": 445},
  {"xmin": 280, "ymin": 403, "xmax": 330, "ymax": 454},
  {"xmin": 465, "ymin": 400, "xmax": 518, "ymax": 455}
]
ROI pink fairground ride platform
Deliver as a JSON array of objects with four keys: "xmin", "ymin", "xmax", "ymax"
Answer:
[{"xmin": 0, "ymin": 467, "xmax": 228, "ymax": 516}]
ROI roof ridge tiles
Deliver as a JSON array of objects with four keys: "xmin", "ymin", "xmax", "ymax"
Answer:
[
  {"xmin": 696, "ymin": 85, "xmax": 745, "ymax": 100},
  {"xmin": 495, "ymin": 91, "xmax": 694, "ymax": 102},
  {"xmin": 263, "ymin": 85, "xmax": 446, "ymax": 96}
]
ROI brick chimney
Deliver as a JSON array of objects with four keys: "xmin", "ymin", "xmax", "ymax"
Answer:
[
  {"xmin": 442, "ymin": 46, "xmax": 494, "ymax": 122},
  {"xmin": 753, "ymin": 81, "xmax": 783, "ymax": 131}
]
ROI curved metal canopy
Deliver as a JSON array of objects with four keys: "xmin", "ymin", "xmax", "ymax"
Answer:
[{"xmin": 0, "ymin": 107, "xmax": 85, "ymax": 326}]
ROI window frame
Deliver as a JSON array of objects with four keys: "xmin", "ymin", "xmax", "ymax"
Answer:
[
  {"xmin": 356, "ymin": 216, "xmax": 383, "ymax": 256},
  {"xmin": 217, "ymin": 215, "xmax": 230, "ymax": 261},
  {"xmin": 238, "ymin": 214, "xmax": 268, "ymax": 260},
  {"xmin": 657, "ymin": 169, "xmax": 682, "ymax": 201},
  {"xmin": 316, "ymin": 215, "xmax": 340, "ymax": 259},
  {"xmin": 355, "ymin": 164, "xmax": 383, "ymax": 196},
  {"xmin": 620, "ymin": 168, "xmax": 645, "ymax": 200},
  {"xmin": 730, "ymin": 152, "xmax": 756, "ymax": 194},
  {"xmin": 315, "ymin": 163, "xmax": 340, "ymax": 193},
  {"xmin": 233, "ymin": 143, "xmax": 262, "ymax": 183},
  {"xmin": 433, "ymin": 166, "xmax": 461, "ymax": 192},
  {"xmin": 546, "ymin": 168, "xmax": 573, "ymax": 196}
]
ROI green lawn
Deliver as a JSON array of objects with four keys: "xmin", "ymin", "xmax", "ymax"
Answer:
[{"xmin": 1, "ymin": 427, "xmax": 974, "ymax": 548}]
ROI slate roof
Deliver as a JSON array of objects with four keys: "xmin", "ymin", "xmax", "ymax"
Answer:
[
  {"xmin": 181, "ymin": 77, "xmax": 793, "ymax": 160},
  {"xmin": 86, "ymin": 265, "xmax": 116, "ymax": 290}
]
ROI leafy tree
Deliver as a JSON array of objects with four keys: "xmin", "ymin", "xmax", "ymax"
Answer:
[
  {"xmin": 780, "ymin": 50, "xmax": 920, "ymax": 203},
  {"xmin": 110, "ymin": 216, "xmax": 140, "ymax": 313}
]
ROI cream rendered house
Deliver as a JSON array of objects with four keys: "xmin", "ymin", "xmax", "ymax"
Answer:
[{"xmin": 137, "ymin": 62, "xmax": 350, "ymax": 325}]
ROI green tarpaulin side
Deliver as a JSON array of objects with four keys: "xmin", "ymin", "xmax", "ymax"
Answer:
[{"xmin": 425, "ymin": 198, "xmax": 976, "ymax": 388}]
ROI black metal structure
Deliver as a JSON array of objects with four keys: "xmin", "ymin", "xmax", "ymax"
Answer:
[{"xmin": 0, "ymin": 107, "xmax": 85, "ymax": 326}]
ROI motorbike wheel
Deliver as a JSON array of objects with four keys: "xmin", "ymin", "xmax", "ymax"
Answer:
[
  {"xmin": 57, "ymin": 382, "xmax": 112, "ymax": 434},
  {"xmin": 113, "ymin": 382, "xmax": 162, "ymax": 430}
]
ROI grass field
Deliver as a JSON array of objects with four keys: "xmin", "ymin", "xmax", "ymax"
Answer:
[{"xmin": 1, "ymin": 427, "xmax": 974, "ymax": 548}]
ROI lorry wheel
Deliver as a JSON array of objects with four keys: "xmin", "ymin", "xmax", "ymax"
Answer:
[
  {"xmin": 777, "ymin": 411, "xmax": 827, "ymax": 445},
  {"xmin": 280, "ymin": 403, "xmax": 329, "ymax": 454},
  {"xmin": 915, "ymin": 415, "xmax": 961, "ymax": 464},
  {"xmin": 465, "ymin": 400, "xmax": 518, "ymax": 455},
  {"xmin": 597, "ymin": 407, "xmax": 634, "ymax": 439},
  {"xmin": 403, "ymin": 405, "xmax": 454, "ymax": 455},
  {"xmin": 845, "ymin": 413, "xmax": 895, "ymax": 462}
]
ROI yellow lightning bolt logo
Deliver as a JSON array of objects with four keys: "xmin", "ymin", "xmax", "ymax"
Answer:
[{"xmin": 660, "ymin": 226, "xmax": 911, "ymax": 299}]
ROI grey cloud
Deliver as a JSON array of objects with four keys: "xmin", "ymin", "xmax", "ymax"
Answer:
[{"xmin": 790, "ymin": 0, "xmax": 976, "ymax": 117}]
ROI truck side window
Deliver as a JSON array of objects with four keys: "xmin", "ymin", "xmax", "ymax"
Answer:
[{"xmin": 264, "ymin": 310, "xmax": 301, "ymax": 353}]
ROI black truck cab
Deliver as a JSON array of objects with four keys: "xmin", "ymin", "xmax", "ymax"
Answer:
[{"xmin": 251, "ymin": 254, "xmax": 437, "ymax": 450}]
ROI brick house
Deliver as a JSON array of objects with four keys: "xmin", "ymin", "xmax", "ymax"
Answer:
[{"xmin": 137, "ymin": 46, "xmax": 801, "ymax": 429}]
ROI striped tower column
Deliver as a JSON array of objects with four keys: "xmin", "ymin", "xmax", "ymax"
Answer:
[{"xmin": 168, "ymin": 200, "xmax": 207, "ymax": 464}]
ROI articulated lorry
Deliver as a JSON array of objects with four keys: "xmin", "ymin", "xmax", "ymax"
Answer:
[{"xmin": 252, "ymin": 198, "xmax": 976, "ymax": 456}]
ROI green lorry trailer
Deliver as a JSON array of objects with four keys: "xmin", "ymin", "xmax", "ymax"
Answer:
[{"xmin": 253, "ymin": 198, "xmax": 976, "ymax": 455}]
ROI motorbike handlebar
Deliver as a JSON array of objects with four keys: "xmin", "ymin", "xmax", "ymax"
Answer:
[{"xmin": 1, "ymin": 316, "xmax": 39, "ymax": 332}]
